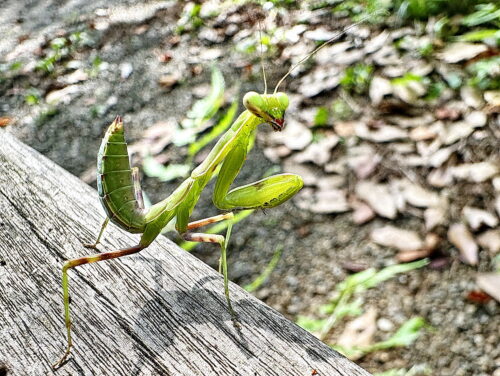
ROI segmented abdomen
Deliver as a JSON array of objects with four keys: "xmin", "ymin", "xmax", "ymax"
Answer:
[{"xmin": 97, "ymin": 117, "xmax": 146, "ymax": 233}]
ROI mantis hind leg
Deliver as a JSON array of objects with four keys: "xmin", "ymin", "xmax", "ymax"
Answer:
[
  {"xmin": 52, "ymin": 244, "xmax": 145, "ymax": 369},
  {"xmin": 83, "ymin": 217, "xmax": 110, "ymax": 249}
]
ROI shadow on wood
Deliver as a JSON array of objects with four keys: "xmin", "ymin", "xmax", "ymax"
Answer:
[{"xmin": 0, "ymin": 130, "xmax": 371, "ymax": 376}]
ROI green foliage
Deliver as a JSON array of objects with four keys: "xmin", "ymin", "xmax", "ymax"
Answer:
[
  {"xmin": 25, "ymin": 89, "xmax": 41, "ymax": 105},
  {"xmin": 235, "ymin": 30, "xmax": 276, "ymax": 56},
  {"xmin": 35, "ymin": 31, "xmax": 92, "ymax": 74},
  {"xmin": 142, "ymin": 157, "xmax": 191, "ymax": 182},
  {"xmin": 461, "ymin": 3, "xmax": 500, "ymax": 27},
  {"xmin": 391, "ymin": 73, "xmax": 423, "ymax": 86},
  {"xmin": 333, "ymin": 317, "xmax": 427, "ymax": 359},
  {"xmin": 396, "ymin": 0, "xmax": 484, "ymax": 19},
  {"xmin": 374, "ymin": 364, "xmax": 432, "ymax": 376},
  {"xmin": 297, "ymin": 259, "xmax": 429, "ymax": 342},
  {"xmin": 340, "ymin": 64, "xmax": 374, "ymax": 95},
  {"xmin": 244, "ymin": 246, "xmax": 283, "ymax": 292},
  {"xmin": 467, "ymin": 56, "xmax": 500, "ymax": 90},
  {"xmin": 425, "ymin": 81, "xmax": 447, "ymax": 100},
  {"xmin": 331, "ymin": 98, "xmax": 354, "ymax": 121},
  {"xmin": 455, "ymin": 29, "xmax": 500, "ymax": 43},
  {"xmin": 332, "ymin": 0, "xmax": 391, "ymax": 23},
  {"xmin": 264, "ymin": 0, "xmax": 297, "ymax": 8},
  {"xmin": 35, "ymin": 106, "xmax": 59, "ymax": 126},
  {"xmin": 188, "ymin": 98, "xmax": 238, "ymax": 156},
  {"xmin": 313, "ymin": 107, "xmax": 330, "ymax": 127},
  {"xmin": 0, "ymin": 61, "xmax": 22, "ymax": 75},
  {"xmin": 183, "ymin": 66, "xmax": 225, "ymax": 130},
  {"xmin": 176, "ymin": 2, "xmax": 203, "ymax": 34}
]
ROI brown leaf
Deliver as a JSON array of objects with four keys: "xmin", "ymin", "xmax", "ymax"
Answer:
[
  {"xmin": 158, "ymin": 74, "xmax": 179, "ymax": 89},
  {"xmin": 448, "ymin": 223, "xmax": 478, "ymax": 265},
  {"xmin": 0, "ymin": 117, "xmax": 12, "ymax": 127},
  {"xmin": 396, "ymin": 233, "xmax": 440, "ymax": 262}
]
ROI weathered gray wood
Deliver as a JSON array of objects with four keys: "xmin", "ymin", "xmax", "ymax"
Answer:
[{"xmin": 0, "ymin": 130, "xmax": 371, "ymax": 376}]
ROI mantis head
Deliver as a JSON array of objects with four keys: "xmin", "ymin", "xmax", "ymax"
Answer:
[{"xmin": 243, "ymin": 91, "xmax": 289, "ymax": 132}]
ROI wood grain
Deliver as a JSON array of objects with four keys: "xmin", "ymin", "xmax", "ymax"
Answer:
[{"xmin": 0, "ymin": 130, "xmax": 371, "ymax": 376}]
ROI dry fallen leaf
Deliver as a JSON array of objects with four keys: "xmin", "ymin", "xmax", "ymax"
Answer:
[
  {"xmin": 355, "ymin": 122, "xmax": 408, "ymax": 143},
  {"xmin": 424, "ymin": 205, "xmax": 448, "ymax": 230},
  {"xmin": 158, "ymin": 74, "xmax": 179, "ymax": 88},
  {"xmin": 462, "ymin": 206, "xmax": 499, "ymax": 231},
  {"xmin": 283, "ymin": 159, "xmax": 319, "ymax": 186},
  {"xmin": 437, "ymin": 42, "xmax": 488, "ymax": 63},
  {"xmin": 46, "ymin": 84, "xmax": 80, "ymax": 105},
  {"xmin": 477, "ymin": 230, "xmax": 500, "ymax": 254},
  {"xmin": 441, "ymin": 121, "xmax": 475, "ymax": 145},
  {"xmin": 397, "ymin": 233, "xmax": 440, "ymax": 262},
  {"xmin": 351, "ymin": 200, "xmax": 376, "ymax": 225},
  {"xmin": 337, "ymin": 308, "xmax": 377, "ymax": 360},
  {"xmin": 460, "ymin": 86, "xmax": 484, "ymax": 109},
  {"xmin": 448, "ymin": 223, "xmax": 478, "ymax": 265},
  {"xmin": 356, "ymin": 181, "xmax": 397, "ymax": 219},
  {"xmin": 347, "ymin": 144, "xmax": 381, "ymax": 179},
  {"xmin": 271, "ymin": 118, "xmax": 312, "ymax": 151},
  {"xmin": 476, "ymin": 273, "xmax": 500, "ymax": 303},
  {"xmin": 370, "ymin": 225, "xmax": 423, "ymax": 252},
  {"xmin": 310, "ymin": 188, "xmax": 350, "ymax": 214},
  {"xmin": 0, "ymin": 117, "xmax": 12, "ymax": 127},
  {"xmin": 397, "ymin": 179, "xmax": 441, "ymax": 208},
  {"xmin": 451, "ymin": 162, "xmax": 498, "ymax": 183},
  {"xmin": 427, "ymin": 167, "xmax": 454, "ymax": 187},
  {"xmin": 369, "ymin": 76, "xmax": 392, "ymax": 105},
  {"xmin": 293, "ymin": 135, "xmax": 339, "ymax": 166}
]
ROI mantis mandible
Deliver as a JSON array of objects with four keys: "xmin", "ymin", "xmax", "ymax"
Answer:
[{"xmin": 52, "ymin": 20, "xmax": 367, "ymax": 369}]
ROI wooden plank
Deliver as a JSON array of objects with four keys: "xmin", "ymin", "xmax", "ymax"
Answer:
[{"xmin": 0, "ymin": 130, "xmax": 371, "ymax": 376}]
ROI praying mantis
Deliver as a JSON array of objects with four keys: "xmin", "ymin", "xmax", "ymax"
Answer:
[{"xmin": 52, "ymin": 19, "xmax": 368, "ymax": 369}]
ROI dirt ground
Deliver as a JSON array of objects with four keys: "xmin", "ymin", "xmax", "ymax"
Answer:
[{"xmin": 1, "ymin": 1, "xmax": 499, "ymax": 375}]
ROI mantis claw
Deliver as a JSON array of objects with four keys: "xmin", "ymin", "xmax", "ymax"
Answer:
[{"xmin": 52, "ymin": 344, "xmax": 72, "ymax": 370}]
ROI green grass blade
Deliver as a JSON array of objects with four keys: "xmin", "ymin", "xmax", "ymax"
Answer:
[
  {"xmin": 188, "ymin": 99, "xmax": 238, "ymax": 157},
  {"xmin": 244, "ymin": 246, "xmax": 283, "ymax": 292}
]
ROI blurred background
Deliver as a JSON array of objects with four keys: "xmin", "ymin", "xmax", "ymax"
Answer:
[{"xmin": 1, "ymin": 0, "xmax": 499, "ymax": 375}]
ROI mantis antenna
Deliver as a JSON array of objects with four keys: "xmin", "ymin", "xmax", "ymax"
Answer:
[
  {"xmin": 273, "ymin": 12, "xmax": 384, "ymax": 94},
  {"xmin": 258, "ymin": 19, "xmax": 268, "ymax": 94}
]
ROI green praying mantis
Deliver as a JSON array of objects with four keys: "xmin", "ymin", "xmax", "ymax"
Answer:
[{"xmin": 52, "ymin": 19, "xmax": 368, "ymax": 369}]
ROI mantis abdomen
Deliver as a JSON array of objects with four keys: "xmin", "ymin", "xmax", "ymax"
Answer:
[{"xmin": 97, "ymin": 117, "xmax": 146, "ymax": 234}]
